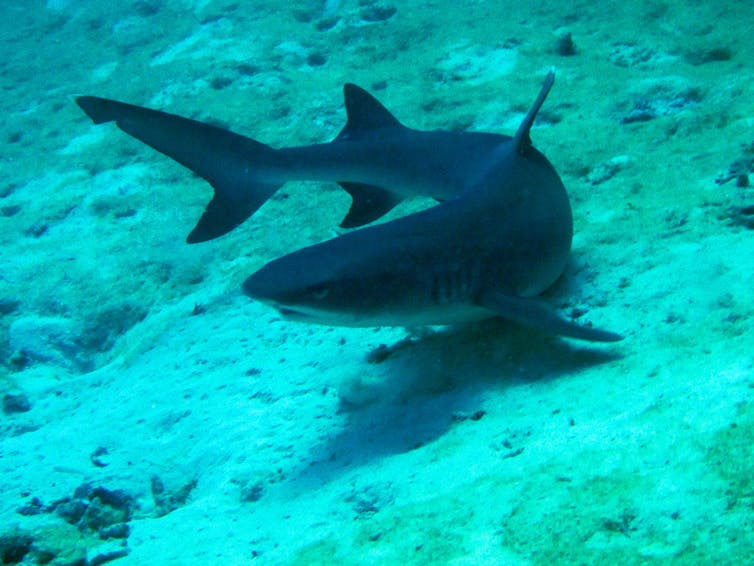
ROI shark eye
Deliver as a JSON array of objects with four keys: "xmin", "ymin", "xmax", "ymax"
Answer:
[{"xmin": 307, "ymin": 285, "xmax": 330, "ymax": 300}]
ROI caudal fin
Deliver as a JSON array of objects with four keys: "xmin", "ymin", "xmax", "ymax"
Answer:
[{"xmin": 76, "ymin": 96, "xmax": 282, "ymax": 243}]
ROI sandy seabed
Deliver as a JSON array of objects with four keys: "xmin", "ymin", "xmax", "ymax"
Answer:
[{"xmin": 1, "ymin": 1, "xmax": 753, "ymax": 564}]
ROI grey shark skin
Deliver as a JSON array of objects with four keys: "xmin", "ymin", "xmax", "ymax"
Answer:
[
  {"xmin": 243, "ymin": 73, "xmax": 622, "ymax": 342},
  {"xmin": 77, "ymin": 82, "xmax": 525, "ymax": 242}
]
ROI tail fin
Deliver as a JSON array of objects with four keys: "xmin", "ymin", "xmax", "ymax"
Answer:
[{"xmin": 76, "ymin": 96, "xmax": 282, "ymax": 243}]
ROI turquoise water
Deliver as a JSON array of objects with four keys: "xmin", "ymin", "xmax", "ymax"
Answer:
[{"xmin": 1, "ymin": 1, "xmax": 753, "ymax": 563}]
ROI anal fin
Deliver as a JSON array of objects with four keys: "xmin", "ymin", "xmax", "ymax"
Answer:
[{"xmin": 479, "ymin": 291, "xmax": 623, "ymax": 343}]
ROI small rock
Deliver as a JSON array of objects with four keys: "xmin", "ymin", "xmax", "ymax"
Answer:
[
  {"xmin": 685, "ymin": 45, "xmax": 733, "ymax": 65},
  {"xmin": 360, "ymin": 4, "xmax": 396, "ymax": 22},
  {"xmin": 0, "ymin": 297, "xmax": 21, "ymax": 315},
  {"xmin": 555, "ymin": 33, "xmax": 576, "ymax": 56},
  {"xmin": 609, "ymin": 43, "xmax": 659, "ymax": 68},
  {"xmin": 99, "ymin": 523, "xmax": 130, "ymax": 540},
  {"xmin": 451, "ymin": 410, "xmax": 486, "ymax": 423},
  {"xmin": 151, "ymin": 475, "xmax": 197, "ymax": 517},
  {"xmin": 90, "ymin": 446, "xmax": 110, "ymax": 468},
  {"xmin": 88, "ymin": 543, "xmax": 130, "ymax": 566},
  {"xmin": 587, "ymin": 155, "xmax": 630, "ymax": 185},
  {"xmin": 1, "ymin": 204, "xmax": 21, "ymax": 217},
  {"xmin": 316, "ymin": 16, "xmax": 339, "ymax": 31},
  {"xmin": 16, "ymin": 497, "xmax": 47, "ymax": 516},
  {"xmin": 307, "ymin": 52, "xmax": 327, "ymax": 66},
  {"xmin": 80, "ymin": 497, "xmax": 130, "ymax": 531},
  {"xmin": 3, "ymin": 393, "xmax": 31, "ymax": 414},
  {"xmin": 241, "ymin": 481, "xmax": 264, "ymax": 503},
  {"xmin": 55, "ymin": 498, "xmax": 88, "ymax": 525}
]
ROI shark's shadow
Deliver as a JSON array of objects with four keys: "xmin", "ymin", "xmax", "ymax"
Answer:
[{"xmin": 292, "ymin": 318, "xmax": 622, "ymax": 489}]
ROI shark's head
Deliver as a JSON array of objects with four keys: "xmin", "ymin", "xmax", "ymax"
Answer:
[
  {"xmin": 241, "ymin": 217, "xmax": 493, "ymax": 328},
  {"xmin": 242, "ymin": 237, "xmax": 394, "ymax": 326}
]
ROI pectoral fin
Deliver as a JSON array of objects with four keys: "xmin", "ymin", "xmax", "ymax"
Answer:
[{"xmin": 479, "ymin": 291, "xmax": 623, "ymax": 342}]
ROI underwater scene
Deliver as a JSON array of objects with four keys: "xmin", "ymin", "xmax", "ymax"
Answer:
[{"xmin": 1, "ymin": 0, "xmax": 753, "ymax": 564}]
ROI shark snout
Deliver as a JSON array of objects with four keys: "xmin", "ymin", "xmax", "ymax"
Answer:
[{"xmin": 242, "ymin": 270, "xmax": 277, "ymax": 303}]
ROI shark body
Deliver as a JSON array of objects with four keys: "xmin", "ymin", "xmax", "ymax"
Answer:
[{"xmin": 77, "ymin": 72, "xmax": 621, "ymax": 342}]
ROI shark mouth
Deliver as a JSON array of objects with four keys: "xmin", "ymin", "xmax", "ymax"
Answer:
[{"xmin": 276, "ymin": 307, "xmax": 312, "ymax": 319}]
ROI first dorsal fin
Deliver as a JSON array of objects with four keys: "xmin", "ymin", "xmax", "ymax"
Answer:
[
  {"xmin": 513, "ymin": 70, "xmax": 555, "ymax": 154},
  {"xmin": 335, "ymin": 84, "xmax": 403, "ymax": 141}
]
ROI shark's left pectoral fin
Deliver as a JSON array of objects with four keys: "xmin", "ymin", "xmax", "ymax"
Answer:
[
  {"xmin": 338, "ymin": 182, "xmax": 403, "ymax": 228},
  {"xmin": 479, "ymin": 291, "xmax": 623, "ymax": 343}
]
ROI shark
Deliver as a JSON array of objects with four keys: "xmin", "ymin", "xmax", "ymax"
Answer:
[
  {"xmin": 76, "ymin": 72, "xmax": 621, "ymax": 342},
  {"xmin": 241, "ymin": 73, "xmax": 621, "ymax": 342}
]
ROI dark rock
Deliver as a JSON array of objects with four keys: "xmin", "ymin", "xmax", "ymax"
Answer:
[
  {"xmin": 55, "ymin": 483, "xmax": 136, "ymax": 532},
  {"xmin": 240, "ymin": 481, "xmax": 264, "ymax": 503},
  {"xmin": 451, "ymin": 410, "xmax": 486, "ymax": 423},
  {"xmin": 555, "ymin": 33, "xmax": 576, "ymax": 56},
  {"xmin": 99, "ymin": 523, "xmax": 130, "ymax": 540},
  {"xmin": 360, "ymin": 4, "xmax": 396, "ymax": 22},
  {"xmin": 685, "ymin": 45, "xmax": 733, "ymax": 65},
  {"xmin": 716, "ymin": 141, "xmax": 754, "ymax": 186},
  {"xmin": 88, "ymin": 544, "xmax": 130, "ymax": 566},
  {"xmin": 25, "ymin": 222, "xmax": 48, "ymax": 237},
  {"xmin": 0, "ymin": 531, "xmax": 33, "ymax": 564},
  {"xmin": 8, "ymin": 350, "xmax": 29, "ymax": 371},
  {"xmin": 0, "ymin": 297, "xmax": 20, "ymax": 315},
  {"xmin": 1, "ymin": 183, "xmax": 17, "ymax": 198},
  {"xmin": 235, "ymin": 63, "xmax": 259, "ymax": 76},
  {"xmin": 723, "ymin": 205, "xmax": 754, "ymax": 230},
  {"xmin": 307, "ymin": 52, "xmax": 327, "ymax": 66},
  {"xmin": 16, "ymin": 497, "xmax": 47, "ymax": 516},
  {"xmin": 133, "ymin": 0, "xmax": 160, "ymax": 16},
  {"xmin": 88, "ymin": 487, "xmax": 135, "ymax": 519},
  {"xmin": 90, "ymin": 446, "xmax": 110, "ymax": 468},
  {"xmin": 80, "ymin": 497, "xmax": 130, "ymax": 531},
  {"xmin": 621, "ymin": 100, "xmax": 657, "ymax": 124},
  {"xmin": 55, "ymin": 498, "xmax": 89, "ymax": 525},
  {"xmin": 210, "ymin": 76, "xmax": 233, "ymax": 90},
  {"xmin": 292, "ymin": 8, "xmax": 316, "ymax": 23},
  {"xmin": 2, "ymin": 393, "xmax": 31, "ymax": 414},
  {"xmin": 1, "ymin": 204, "xmax": 21, "ymax": 217},
  {"xmin": 316, "ymin": 16, "xmax": 339, "ymax": 31},
  {"xmin": 151, "ymin": 475, "xmax": 197, "ymax": 517}
]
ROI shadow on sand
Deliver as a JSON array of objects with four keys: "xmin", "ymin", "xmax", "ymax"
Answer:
[{"xmin": 291, "ymin": 318, "xmax": 623, "ymax": 489}]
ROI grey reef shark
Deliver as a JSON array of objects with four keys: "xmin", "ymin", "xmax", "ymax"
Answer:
[{"xmin": 76, "ymin": 70, "xmax": 622, "ymax": 343}]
